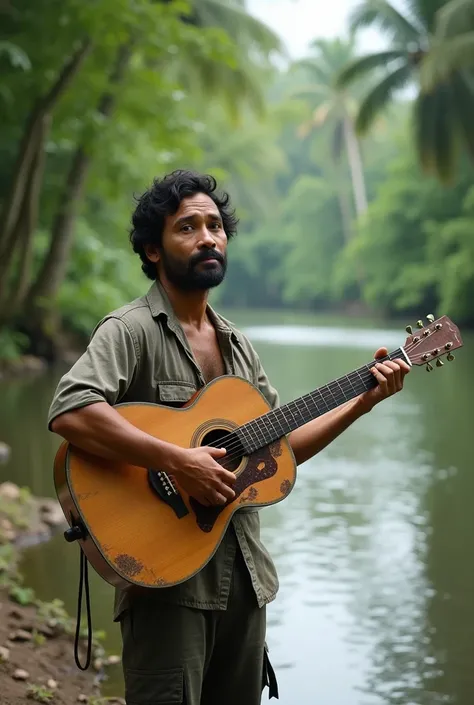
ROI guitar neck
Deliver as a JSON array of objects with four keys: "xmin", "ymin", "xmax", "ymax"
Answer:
[{"xmin": 237, "ymin": 347, "xmax": 407, "ymax": 454}]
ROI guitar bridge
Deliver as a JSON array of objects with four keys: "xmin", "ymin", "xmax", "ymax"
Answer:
[{"xmin": 147, "ymin": 470, "xmax": 189, "ymax": 519}]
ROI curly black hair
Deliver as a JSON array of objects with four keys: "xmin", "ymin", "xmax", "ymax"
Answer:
[{"xmin": 130, "ymin": 169, "xmax": 239, "ymax": 280}]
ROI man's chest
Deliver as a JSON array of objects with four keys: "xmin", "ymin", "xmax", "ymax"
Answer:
[{"xmin": 183, "ymin": 326, "xmax": 226, "ymax": 384}]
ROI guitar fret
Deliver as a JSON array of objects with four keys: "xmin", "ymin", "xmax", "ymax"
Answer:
[
  {"xmin": 236, "ymin": 346, "xmax": 408, "ymax": 454},
  {"xmin": 334, "ymin": 378, "xmax": 348, "ymax": 402}
]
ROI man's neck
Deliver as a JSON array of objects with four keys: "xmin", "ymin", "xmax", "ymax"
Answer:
[{"xmin": 158, "ymin": 276, "xmax": 210, "ymax": 329}]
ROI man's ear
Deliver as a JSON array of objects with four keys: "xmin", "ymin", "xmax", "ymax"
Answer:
[{"xmin": 144, "ymin": 244, "xmax": 160, "ymax": 264}]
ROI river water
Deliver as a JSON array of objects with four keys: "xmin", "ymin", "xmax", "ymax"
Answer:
[{"xmin": 0, "ymin": 310, "xmax": 472, "ymax": 705}]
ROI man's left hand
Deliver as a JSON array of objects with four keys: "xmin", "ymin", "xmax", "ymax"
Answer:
[{"xmin": 358, "ymin": 347, "xmax": 411, "ymax": 413}]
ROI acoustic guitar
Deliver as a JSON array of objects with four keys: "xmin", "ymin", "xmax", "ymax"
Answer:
[{"xmin": 54, "ymin": 315, "xmax": 462, "ymax": 590}]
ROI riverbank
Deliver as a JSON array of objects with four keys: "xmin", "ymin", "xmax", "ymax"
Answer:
[{"xmin": 0, "ymin": 482, "xmax": 123, "ymax": 705}]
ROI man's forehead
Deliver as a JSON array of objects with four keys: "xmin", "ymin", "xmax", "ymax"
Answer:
[{"xmin": 174, "ymin": 193, "xmax": 219, "ymax": 217}]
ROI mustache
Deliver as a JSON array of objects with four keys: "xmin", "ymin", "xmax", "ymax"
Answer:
[{"xmin": 190, "ymin": 249, "xmax": 225, "ymax": 266}]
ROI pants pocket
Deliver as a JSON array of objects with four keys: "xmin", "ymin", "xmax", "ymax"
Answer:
[
  {"xmin": 124, "ymin": 666, "xmax": 185, "ymax": 704},
  {"xmin": 262, "ymin": 645, "xmax": 279, "ymax": 700}
]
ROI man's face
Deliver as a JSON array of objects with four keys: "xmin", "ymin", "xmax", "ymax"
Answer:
[{"xmin": 150, "ymin": 193, "xmax": 228, "ymax": 291}]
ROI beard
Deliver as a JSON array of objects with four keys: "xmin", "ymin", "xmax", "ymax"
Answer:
[{"xmin": 160, "ymin": 247, "xmax": 227, "ymax": 292}]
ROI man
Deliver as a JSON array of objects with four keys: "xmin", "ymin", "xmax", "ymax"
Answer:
[{"xmin": 48, "ymin": 170, "xmax": 410, "ymax": 705}]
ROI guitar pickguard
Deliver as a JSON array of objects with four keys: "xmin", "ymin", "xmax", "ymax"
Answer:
[{"xmin": 189, "ymin": 443, "xmax": 280, "ymax": 532}]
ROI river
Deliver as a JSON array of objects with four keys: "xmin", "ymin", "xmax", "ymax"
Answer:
[{"xmin": 0, "ymin": 310, "xmax": 473, "ymax": 705}]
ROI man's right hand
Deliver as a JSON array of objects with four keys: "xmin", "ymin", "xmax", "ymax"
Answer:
[{"xmin": 169, "ymin": 446, "xmax": 236, "ymax": 507}]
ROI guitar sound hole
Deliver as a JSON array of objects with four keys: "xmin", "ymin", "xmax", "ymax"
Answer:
[{"xmin": 200, "ymin": 428, "xmax": 243, "ymax": 472}]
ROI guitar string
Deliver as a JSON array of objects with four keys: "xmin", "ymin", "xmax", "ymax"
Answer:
[
  {"xmin": 164, "ymin": 337, "xmax": 446, "ymax": 470},
  {"xmin": 171, "ymin": 341, "xmax": 445, "ymax": 470}
]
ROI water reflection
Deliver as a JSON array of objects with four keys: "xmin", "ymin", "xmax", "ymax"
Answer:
[{"xmin": 0, "ymin": 317, "xmax": 473, "ymax": 705}]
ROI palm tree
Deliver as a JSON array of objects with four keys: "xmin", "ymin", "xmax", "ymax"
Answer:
[
  {"xmin": 291, "ymin": 37, "xmax": 369, "ymax": 240},
  {"xmin": 336, "ymin": 0, "xmax": 474, "ymax": 183}
]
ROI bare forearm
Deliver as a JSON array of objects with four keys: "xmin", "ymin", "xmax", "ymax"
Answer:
[
  {"xmin": 289, "ymin": 397, "xmax": 367, "ymax": 465},
  {"xmin": 51, "ymin": 402, "xmax": 182, "ymax": 471}
]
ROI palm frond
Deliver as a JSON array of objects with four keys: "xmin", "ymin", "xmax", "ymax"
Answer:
[
  {"xmin": 195, "ymin": 0, "xmax": 285, "ymax": 57},
  {"xmin": 292, "ymin": 58, "xmax": 332, "ymax": 85},
  {"xmin": 436, "ymin": 0, "xmax": 474, "ymax": 38},
  {"xmin": 409, "ymin": 0, "xmax": 452, "ymax": 33},
  {"xmin": 336, "ymin": 50, "xmax": 407, "ymax": 88},
  {"xmin": 450, "ymin": 70, "xmax": 474, "ymax": 162},
  {"xmin": 356, "ymin": 63, "xmax": 412, "ymax": 133},
  {"xmin": 349, "ymin": 1, "xmax": 421, "ymax": 43},
  {"xmin": 421, "ymin": 33, "xmax": 474, "ymax": 90},
  {"xmin": 413, "ymin": 85, "xmax": 458, "ymax": 182}
]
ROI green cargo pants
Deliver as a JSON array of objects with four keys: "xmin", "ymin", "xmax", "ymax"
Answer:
[{"xmin": 120, "ymin": 550, "xmax": 278, "ymax": 704}]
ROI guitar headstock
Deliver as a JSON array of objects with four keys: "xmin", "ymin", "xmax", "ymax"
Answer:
[{"xmin": 403, "ymin": 315, "xmax": 463, "ymax": 370}]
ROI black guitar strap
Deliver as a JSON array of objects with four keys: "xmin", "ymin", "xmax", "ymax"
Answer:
[{"xmin": 73, "ymin": 546, "xmax": 92, "ymax": 670}]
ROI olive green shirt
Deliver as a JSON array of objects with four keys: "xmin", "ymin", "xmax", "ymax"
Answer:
[{"xmin": 48, "ymin": 280, "xmax": 280, "ymax": 620}]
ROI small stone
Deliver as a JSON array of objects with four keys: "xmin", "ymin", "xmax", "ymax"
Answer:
[
  {"xmin": 0, "ymin": 482, "xmax": 20, "ymax": 500},
  {"xmin": 93, "ymin": 657, "xmax": 103, "ymax": 671},
  {"xmin": 0, "ymin": 646, "xmax": 10, "ymax": 661},
  {"xmin": 77, "ymin": 695, "xmax": 88, "ymax": 703},
  {"xmin": 39, "ymin": 499, "xmax": 65, "ymax": 527},
  {"xmin": 106, "ymin": 654, "xmax": 121, "ymax": 665},
  {"xmin": 9, "ymin": 629, "xmax": 32, "ymax": 642},
  {"xmin": 0, "ymin": 519, "xmax": 13, "ymax": 531},
  {"xmin": 13, "ymin": 668, "xmax": 29, "ymax": 680},
  {"xmin": 9, "ymin": 608, "xmax": 23, "ymax": 619},
  {"xmin": 47, "ymin": 679, "xmax": 58, "ymax": 689},
  {"xmin": 37, "ymin": 624, "xmax": 55, "ymax": 638}
]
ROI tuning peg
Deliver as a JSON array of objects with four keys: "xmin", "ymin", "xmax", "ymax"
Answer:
[
  {"xmin": 426, "ymin": 362, "xmax": 433, "ymax": 372},
  {"xmin": 447, "ymin": 353, "xmax": 455, "ymax": 362},
  {"xmin": 436, "ymin": 359, "xmax": 444, "ymax": 367},
  {"xmin": 417, "ymin": 320, "xmax": 424, "ymax": 328},
  {"xmin": 427, "ymin": 314, "xmax": 435, "ymax": 323},
  {"xmin": 405, "ymin": 325, "xmax": 413, "ymax": 334}
]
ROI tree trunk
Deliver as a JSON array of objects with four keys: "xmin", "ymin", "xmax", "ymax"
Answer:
[
  {"xmin": 2, "ymin": 115, "xmax": 51, "ymax": 321},
  {"xmin": 25, "ymin": 43, "xmax": 132, "ymax": 357},
  {"xmin": 28, "ymin": 43, "xmax": 132, "ymax": 313},
  {"xmin": 0, "ymin": 39, "xmax": 92, "ymax": 257},
  {"xmin": 343, "ymin": 114, "xmax": 368, "ymax": 216},
  {"xmin": 335, "ymin": 170, "xmax": 353, "ymax": 245},
  {"xmin": 0, "ymin": 38, "xmax": 92, "ymax": 325}
]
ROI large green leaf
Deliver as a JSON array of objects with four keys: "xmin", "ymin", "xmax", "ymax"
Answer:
[
  {"xmin": 436, "ymin": 0, "xmax": 474, "ymax": 38},
  {"xmin": 349, "ymin": 0, "xmax": 421, "ymax": 43},
  {"xmin": 337, "ymin": 50, "xmax": 408, "ymax": 88},
  {"xmin": 414, "ymin": 85, "xmax": 459, "ymax": 182},
  {"xmin": 421, "ymin": 32, "xmax": 474, "ymax": 88},
  {"xmin": 356, "ymin": 63, "xmax": 413, "ymax": 133}
]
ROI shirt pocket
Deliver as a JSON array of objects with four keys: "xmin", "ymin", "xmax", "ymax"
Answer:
[
  {"xmin": 156, "ymin": 380, "xmax": 198, "ymax": 407},
  {"xmin": 124, "ymin": 666, "xmax": 184, "ymax": 704}
]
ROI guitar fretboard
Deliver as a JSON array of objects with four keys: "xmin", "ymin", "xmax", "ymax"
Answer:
[{"xmin": 236, "ymin": 348, "xmax": 405, "ymax": 453}]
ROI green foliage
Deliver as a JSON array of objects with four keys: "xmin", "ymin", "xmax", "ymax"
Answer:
[
  {"xmin": 0, "ymin": 328, "xmax": 28, "ymax": 362},
  {"xmin": 0, "ymin": 0, "xmax": 474, "ymax": 356},
  {"xmin": 26, "ymin": 684, "xmax": 55, "ymax": 703},
  {"xmin": 9, "ymin": 584, "xmax": 36, "ymax": 606}
]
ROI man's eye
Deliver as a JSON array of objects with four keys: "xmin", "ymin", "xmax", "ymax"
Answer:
[
  {"xmin": 181, "ymin": 224, "xmax": 193, "ymax": 232},
  {"xmin": 210, "ymin": 222, "xmax": 222, "ymax": 230}
]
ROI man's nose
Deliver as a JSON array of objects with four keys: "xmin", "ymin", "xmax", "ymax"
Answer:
[{"xmin": 199, "ymin": 227, "xmax": 216, "ymax": 248}]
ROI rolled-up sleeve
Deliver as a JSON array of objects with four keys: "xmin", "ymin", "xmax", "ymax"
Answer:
[{"xmin": 47, "ymin": 317, "xmax": 138, "ymax": 429}]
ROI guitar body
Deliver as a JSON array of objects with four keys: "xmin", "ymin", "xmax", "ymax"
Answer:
[{"xmin": 54, "ymin": 376, "xmax": 296, "ymax": 590}]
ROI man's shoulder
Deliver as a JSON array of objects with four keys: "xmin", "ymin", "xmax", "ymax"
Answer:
[{"xmin": 93, "ymin": 292, "xmax": 155, "ymax": 337}]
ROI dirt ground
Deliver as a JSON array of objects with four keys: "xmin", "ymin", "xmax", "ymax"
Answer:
[
  {"xmin": 0, "ymin": 591, "xmax": 123, "ymax": 704},
  {"xmin": 0, "ymin": 481, "xmax": 123, "ymax": 704}
]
